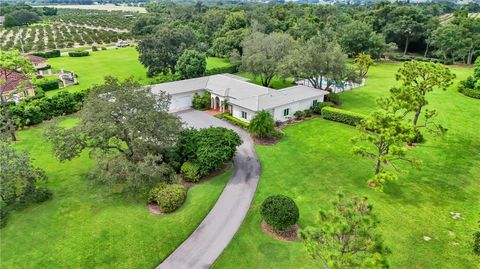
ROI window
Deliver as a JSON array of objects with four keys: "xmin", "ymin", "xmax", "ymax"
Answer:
[
  {"xmin": 241, "ymin": 111, "xmax": 247, "ymax": 119},
  {"xmin": 313, "ymin": 99, "xmax": 318, "ymax": 106},
  {"xmin": 283, "ymin": 108, "xmax": 290, "ymax": 116}
]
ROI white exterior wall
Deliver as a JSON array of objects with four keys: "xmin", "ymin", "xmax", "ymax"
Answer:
[
  {"xmin": 231, "ymin": 105, "xmax": 257, "ymax": 123},
  {"xmin": 272, "ymin": 96, "xmax": 324, "ymax": 122}
]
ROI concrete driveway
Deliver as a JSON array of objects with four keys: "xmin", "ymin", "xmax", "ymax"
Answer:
[{"xmin": 158, "ymin": 110, "xmax": 260, "ymax": 269}]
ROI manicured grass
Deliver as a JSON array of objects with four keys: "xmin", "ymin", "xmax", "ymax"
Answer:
[
  {"xmin": 214, "ymin": 62, "xmax": 480, "ymax": 268},
  {"xmin": 46, "ymin": 47, "xmax": 233, "ymax": 96},
  {"xmin": 206, "ymin": 57, "xmax": 234, "ymax": 69},
  {"xmin": 0, "ymin": 117, "xmax": 231, "ymax": 269},
  {"xmin": 235, "ymin": 72, "xmax": 295, "ymax": 89}
]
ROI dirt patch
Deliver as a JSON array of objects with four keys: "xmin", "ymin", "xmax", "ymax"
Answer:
[
  {"xmin": 181, "ymin": 162, "xmax": 232, "ymax": 190},
  {"xmin": 253, "ymin": 136, "xmax": 280, "ymax": 146},
  {"xmin": 147, "ymin": 203, "xmax": 166, "ymax": 216},
  {"xmin": 261, "ymin": 220, "xmax": 299, "ymax": 241}
]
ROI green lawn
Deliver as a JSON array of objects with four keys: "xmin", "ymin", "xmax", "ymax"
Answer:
[
  {"xmin": 0, "ymin": 117, "xmax": 231, "ymax": 269},
  {"xmin": 235, "ymin": 72, "xmax": 295, "ymax": 89},
  {"xmin": 46, "ymin": 47, "xmax": 232, "ymax": 96},
  {"xmin": 214, "ymin": 62, "xmax": 480, "ymax": 268}
]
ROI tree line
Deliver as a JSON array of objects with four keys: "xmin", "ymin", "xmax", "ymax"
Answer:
[{"xmin": 134, "ymin": 1, "xmax": 479, "ymax": 79}]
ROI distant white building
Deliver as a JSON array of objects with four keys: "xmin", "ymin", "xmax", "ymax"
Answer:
[{"xmin": 151, "ymin": 74, "xmax": 329, "ymax": 123}]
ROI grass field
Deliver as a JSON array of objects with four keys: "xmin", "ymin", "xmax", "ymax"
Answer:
[
  {"xmin": 0, "ymin": 117, "xmax": 231, "ymax": 269},
  {"xmin": 235, "ymin": 72, "xmax": 295, "ymax": 89},
  {"xmin": 46, "ymin": 47, "xmax": 232, "ymax": 96},
  {"xmin": 214, "ymin": 62, "xmax": 480, "ymax": 268}
]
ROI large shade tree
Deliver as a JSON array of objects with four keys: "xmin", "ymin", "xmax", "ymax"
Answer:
[
  {"xmin": 137, "ymin": 26, "xmax": 195, "ymax": 77},
  {"xmin": 0, "ymin": 141, "xmax": 51, "ymax": 227},
  {"xmin": 338, "ymin": 21, "xmax": 386, "ymax": 59},
  {"xmin": 176, "ymin": 49, "xmax": 207, "ymax": 79},
  {"xmin": 241, "ymin": 32, "xmax": 293, "ymax": 87},
  {"xmin": 282, "ymin": 34, "xmax": 358, "ymax": 91},
  {"xmin": 45, "ymin": 77, "xmax": 183, "ymax": 192}
]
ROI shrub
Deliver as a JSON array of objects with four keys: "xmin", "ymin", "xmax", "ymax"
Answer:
[
  {"xmin": 192, "ymin": 92, "xmax": 211, "ymax": 110},
  {"xmin": 180, "ymin": 161, "xmax": 201, "ymax": 182},
  {"xmin": 411, "ymin": 128, "xmax": 424, "ymax": 143},
  {"xmin": 92, "ymin": 46, "xmax": 98, "ymax": 51},
  {"xmin": 474, "ymin": 228, "xmax": 480, "ymax": 255},
  {"xmin": 303, "ymin": 109, "xmax": 313, "ymax": 117},
  {"xmin": 0, "ymin": 201, "xmax": 9, "ymax": 228},
  {"xmin": 294, "ymin": 110, "xmax": 304, "ymax": 120},
  {"xmin": 101, "ymin": 46, "xmax": 107, "ymax": 50},
  {"xmin": 321, "ymin": 107, "xmax": 365, "ymax": 126},
  {"xmin": 260, "ymin": 195, "xmax": 299, "ymax": 232},
  {"xmin": 9, "ymin": 91, "xmax": 85, "ymax": 128},
  {"xmin": 326, "ymin": 92, "xmax": 341, "ymax": 105},
  {"xmin": 216, "ymin": 113, "xmax": 250, "ymax": 128},
  {"xmin": 35, "ymin": 78, "xmax": 59, "ymax": 91},
  {"xmin": 147, "ymin": 183, "xmax": 166, "ymax": 203},
  {"xmin": 32, "ymin": 50, "xmax": 60, "ymax": 58},
  {"xmin": 177, "ymin": 127, "xmax": 242, "ymax": 176},
  {"xmin": 249, "ymin": 110, "xmax": 275, "ymax": 138},
  {"xmin": 68, "ymin": 51, "xmax": 90, "ymax": 57},
  {"xmin": 312, "ymin": 102, "xmax": 333, "ymax": 114},
  {"xmin": 156, "ymin": 184, "xmax": 187, "ymax": 213}
]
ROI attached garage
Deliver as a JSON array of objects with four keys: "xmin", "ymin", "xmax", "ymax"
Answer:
[{"xmin": 169, "ymin": 94, "xmax": 194, "ymax": 111}]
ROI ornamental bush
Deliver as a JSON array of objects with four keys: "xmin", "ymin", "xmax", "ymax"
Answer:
[
  {"xmin": 321, "ymin": 107, "xmax": 365, "ymax": 126},
  {"xmin": 216, "ymin": 113, "xmax": 249, "ymax": 128},
  {"xmin": 68, "ymin": 51, "xmax": 90, "ymax": 57},
  {"xmin": 312, "ymin": 102, "xmax": 333, "ymax": 114},
  {"xmin": 249, "ymin": 110, "xmax": 275, "ymax": 138},
  {"xmin": 180, "ymin": 161, "xmax": 201, "ymax": 182},
  {"xmin": 458, "ymin": 59, "xmax": 480, "ymax": 99},
  {"xmin": 32, "ymin": 49, "xmax": 60, "ymax": 58},
  {"xmin": 192, "ymin": 92, "xmax": 211, "ymax": 110},
  {"xmin": 261, "ymin": 195, "xmax": 299, "ymax": 232},
  {"xmin": 35, "ymin": 78, "xmax": 59, "ymax": 91},
  {"xmin": 326, "ymin": 92, "xmax": 341, "ymax": 105},
  {"xmin": 156, "ymin": 184, "xmax": 187, "ymax": 213},
  {"xmin": 177, "ymin": 127, "xmax": 242, "ymax": 176}
]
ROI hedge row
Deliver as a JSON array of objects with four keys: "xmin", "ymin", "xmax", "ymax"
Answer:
[
  {"xmin": 35, "ymin": 78, "xmax": 59, "ymax": 91},
  {"xmin": 32, "ymin": 50, "xmax": 60, "ymax": 58},
  {"xmin": 216, "ymin": 113, "xmax": 250, "ymax": 128},
  {"xmin": 9, "ymin": 91, "xmax": 85, "ymax": 128},
  {"xmin": 459, "ymin": 87, "xmax": 480, "ymax": 99},
  {"xmin": 205, "ymin": 63, "xmax": 240, "ymax": 76},
  {"xmin": 321, "ymin": 106, "xmax": 365, "ymax": 126},
  {"xmin": 68, "ymin": 51, "xmax": 89, "ymax": 57},
  {"xmin": 388, "ymin": 54, "xmax": 452, "ymax": 65}
]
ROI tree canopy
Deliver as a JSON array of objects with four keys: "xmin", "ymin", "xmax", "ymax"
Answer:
[{"xmin": 45, "ymin": 77, "xmax": 182, "ymax": 192}]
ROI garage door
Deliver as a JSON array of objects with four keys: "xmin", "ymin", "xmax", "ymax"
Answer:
[{"xmin": 169, "ymin": 95, "xmax": 193, "ymax": 111}]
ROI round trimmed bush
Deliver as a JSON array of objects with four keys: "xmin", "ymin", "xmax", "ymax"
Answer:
[
  {"xmin": 156, "ymin": 184, "xmax": 187, "ymax": 213},
  {"xmin": 260, "ymin": 195, "xmax": 299, "ymax": 231},
  {"xmin": 180, "ymin": 161, "xmax": 201, "ymax": 182}
]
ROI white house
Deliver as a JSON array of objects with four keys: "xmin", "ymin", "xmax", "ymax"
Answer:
[{"xmin": 150, "ymin": 74, "xmax": 329, "ymax": 123}]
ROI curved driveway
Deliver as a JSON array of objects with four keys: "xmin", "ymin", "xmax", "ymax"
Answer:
[{"xmin": 157, "ymin": 110, "xmax": 261, "ymax": 269}]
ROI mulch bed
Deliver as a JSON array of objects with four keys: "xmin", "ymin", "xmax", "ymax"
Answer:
[
  {"xmin": 261, "ymin": 220, "xmax": 299, "ymax": 241},
  {"xmin": 147, "ymin": 203, "xmax": 166, "ymax": 216},
  {"xmin": 181, "ymin": 161, "xmax": 232, "ymax": 190},
  {"xmin": 252, "ymin": 136, "xmax": 280, "ymax": 146}
]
